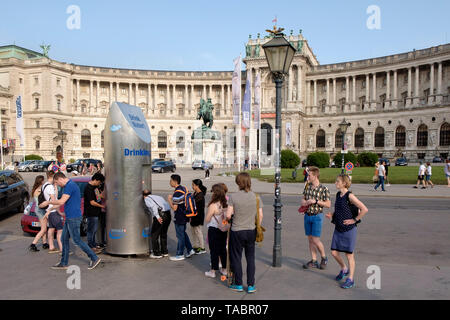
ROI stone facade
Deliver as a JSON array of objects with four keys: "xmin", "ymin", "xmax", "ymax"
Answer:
[{"xmin": 0, "ymin": 32, "xmax": 449, "ymax": 165}]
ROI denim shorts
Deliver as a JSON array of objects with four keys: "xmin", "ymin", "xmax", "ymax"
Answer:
[
  {"xmin": 425, "ymin": 175, "xmax": 431, "ymax": 181},
  {"xmin": 35, "ymin": 207, "xmax": 46, "ymax": 220},
  {"xmin": 48, "ymin": 211, "xmax": 63, "ymax": 230},
  {"xmin": 304, "ymin": 213, "xmax": 323, "ymax": 237}
]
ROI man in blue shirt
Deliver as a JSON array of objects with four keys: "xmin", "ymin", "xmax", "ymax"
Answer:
[
  {"xmin": 167, "ymin": 174, "xmax": 195, "ymax": 261},
  {"xmin": 50, "ymin": 172, "xmax": 101, "ymax": 270}
]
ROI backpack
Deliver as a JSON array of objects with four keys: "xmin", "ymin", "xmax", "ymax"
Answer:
[
  {"xmin": 177, "ymin": 187, "xmax": 198, "ymax": 218},
  {"xmin": 38, "ymin": 183, "xmax": 50, "ymax": 210},
  {"xmin": 212, "ymin": 205, "xmax": 230, "ymax": 232},
  {"xmin": 332, "ymin": 191, "xmax": 360, "ymax": 225}
]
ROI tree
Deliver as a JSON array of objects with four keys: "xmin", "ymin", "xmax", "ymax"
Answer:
[
  {"xmin": 333, "ymin": 152, "xmax": 357, "ymax": 167},
  {"xmin": 356, "ymin": 152, "xmax": 379, "ymax": 167},
  {"xmin": 307, "ymin": 152, "xmax": 330, "ymax": 168}
]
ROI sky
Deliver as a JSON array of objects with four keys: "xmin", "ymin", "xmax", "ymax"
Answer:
[{"xmin": 1, "ymin": 0, "xmax": 449, "ymax": 71}]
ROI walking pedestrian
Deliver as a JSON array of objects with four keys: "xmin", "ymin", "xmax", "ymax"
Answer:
[
  {"xmin": 303, "ymin": 166, "xmax": 309, "ymax": 182},
  {"xmin": 41, "ymin": 171, "xmax": 64, "ymax": 254},
  {"xmin": 300, "ymin": 166, "xmax": 331, "ymax": 270},
  {"xmin": 28, "ymin": 175, "xmax": 49, "ymax": 252},
  {"xmin": 384, "ymin": 161, "xmax": 390, "ymax": 186},
  {"xmin": 204, "ymin": 184, "xmax": 229, "ymax": 278},
  {"xmin": 204, "ymin": 163, "xmax": 211, "ymax": 179},
  {"xmin": 143, "ymin": 189, "xmax": 171, "ymax": 258},
  {"xmin": 325, "ymin": 174, "xmax": 368, "ymax": 289},
  {"xmin": 84, "ymin": 173, "xmax": 105, "ymax": 253},
  {"xmin": 425, "ymin": 162, "xmax": 434, "ymax": 188},
  {"xmin": 374, "ymin": 161, "xmax": 386, "ymax": 192},
  {"xmin": 414, "ymin": 162, "xmax": 427, "ymax": 189},
  {"xmin": 190, "ymin": 179, "xmax": 207, "ymax": 255},
  {"xmin": 49, "ymin": 172, "xmax": 101, "ymax": 270},
  {"xmin": 445, "ymin": 159, "xmax": 450, "ymax": 188},
  {"xmin": 168, "ymin": 174, "xmax": 196, "ymax": 261},
  {"xmin": 225, "ymin": 172, "xmax": 263, "ymax": 293}
]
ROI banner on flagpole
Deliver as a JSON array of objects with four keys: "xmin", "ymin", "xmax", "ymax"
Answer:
[
  {"xmin": 242, "ymin": 79, "xmax": 251, "ymax": 129},
  {"xmin": 16, "ymin": 96, "xmax": 25, "ymax": 147},
  {"xmin": 253, "ymin": 72, "xmax": 261, "ymax": 129},
  {"xmin": 232, "ymin": 56, "xmax": 241, "ymax": 125},
  {"xmin": 286, "ymin": 122, "xmax": 292, "ymax": 146}
]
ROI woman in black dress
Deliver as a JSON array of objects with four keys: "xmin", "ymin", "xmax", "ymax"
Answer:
[{"xmin": 190, "ymin": 179, "xmax": 207, "ymax": 254}]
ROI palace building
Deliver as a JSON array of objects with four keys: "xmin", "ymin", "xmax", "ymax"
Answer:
[{"xmin": 1, "ymin": 30, "xmax": 449, "ymax": 166}]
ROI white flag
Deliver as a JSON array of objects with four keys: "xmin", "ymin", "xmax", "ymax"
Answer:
[
  {"xmin": 232, "ymin": 55, "xmax": 241, "ymax": 125},
  {"xmin": 253, "ymin": 72, "xmax": 261, "ymax": 129},
  {"xmin": 16, "ymin": 96, "xmax": 25, "ymax": 147},
  {"xmin": 286, "ymin": 122, "xmax": 292, "ymax": 146}
]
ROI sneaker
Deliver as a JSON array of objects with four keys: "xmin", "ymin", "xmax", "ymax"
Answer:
[
  {"xmin": 48, "ymin": 248, "xmax": 60, "ymax": 254},
  {"xmin": 195, "ymin": 248, "xmax": 207, "ymax": 255},
  {"xmin": 42, "ymin": 243, "xmax": 49, "ymax": 250},
  {"xmin": 386, "ymin": 184, "xmax": 391, "ymax": 186},
  {"xmin": 88, "ymin": 258, "xmax": 102, "ymax": 270},
  {"xmin": 335, "ymin": 269, "xmax": 349, "ymax": 281},
  {"xmin": 29, "ymin": 244, "xmax": 39, "ymax": 252},
  {"xmin": 162, "ymin": 253, "xmax": 169, "ymax": 257},
  {"xmin": 169, "ymin": 255, "xmax": 185, "ymax": 261},
  {"xmin": 320, "ymin": 257, "xmax": 328, "ymax": 270},
  {"xmin": 59, "ymin": 251, "xmax": 74, "ymax": 256},
  {"xmin": 185, "ymin": 249, "xmax": 196, "ymax": 258},
  {"xmin": 421, "ymin": 187, "xmax": 427, "ymax": 189},
  {"xmin": 341, "ymin": 278, "xmax": 355, "ymax": 289},
  {"xmin": 229, "ymin": 284, "xmax": 244, "ymax": 292},
  {"xmin": 302, "ymin": 260, "xmax": 319, "ymax": 269},
  {"xmin": 150, "ymin": 254, "xmax": 163, "ymax": 259},
  {"xmin": 220, "ymin": 268, "xmax": 227, "ymax": 276},
  {"xmin": 51, "ymin": 263, "xmax": 68, "ymax": 270},
  {"xmin": 247, "ymin": 286, "xmax": 257, "ymax": 294},
  {"xmin": 205, "ymin": 270, "xmax": 216, "ymax": 278},
  {"xmin": 413, "ymin": 186, "xmax": 418, "ymax": 188}
]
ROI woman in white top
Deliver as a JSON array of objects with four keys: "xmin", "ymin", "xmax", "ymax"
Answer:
[
  {"xmin": 425, "ymin": 162, "xmax": 434, "ymax": 188},
  {"xmin": 204, "ymin": 184, "xmax": 228, "ymax": 278}
]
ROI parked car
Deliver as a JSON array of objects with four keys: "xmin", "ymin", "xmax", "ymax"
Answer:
[
  {"xmin": 32, "ymin": 160, "xmax": 53, "ymax": 172},
  {"xmin": 152, "ymin": 158, "xmax": 165, "ymax": 164},
  {"xmin": 192, "ymin": 160, "xmax": 214, "ymax": 170},
  {"xmin": 432, "ymin": 156, "xmax": 444, "ymax": 163},
  {"xmin": 66, "ymin": 159, "xmax": 102, "ymax": 173},
  {"xmin": 378, "ymin": 158, "xmax": 390, "ymax": 166},
  {"xmin": 18, "ymin": 160, "xmax": 39, "ymax": 172},
  {"xmin": 152, "ymin": 160, "xmax": 176, "ymax": 173},
  {"xmin": 395, "ymin": 157, "xmax": 408, "ymax": 166},
  {"xmin": 0, "ymin": 170, "xmax": 30, "ymax": 216},
  {"xmin": 20, "ymin": 176, "xmax": 91, "ymax": 236}
]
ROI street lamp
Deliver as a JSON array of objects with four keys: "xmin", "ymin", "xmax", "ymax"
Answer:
[
  {"xmin": 262, "ymin": 27, "xmax": 296, "ymax": 268},
  {"xmin": 338, "ymin": 118, "xmax": 349, "ymax": 174},
  {"xmin": 56, "ymin": 129, "xmax": 67, "ymax": 156}
]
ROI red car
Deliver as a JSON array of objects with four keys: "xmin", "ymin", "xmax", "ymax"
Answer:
[{"xmin": 21, "ymin": 176, "xmax": 92, "ymax": 236}]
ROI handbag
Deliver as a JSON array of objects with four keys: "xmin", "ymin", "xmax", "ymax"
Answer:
[
  {"xmin": 255, "ymin": 194, "xmax": 266, "ymax": 243},
  {"xmin": 298, "ymin": 205, "xmax": 309, "ymax": 214}
]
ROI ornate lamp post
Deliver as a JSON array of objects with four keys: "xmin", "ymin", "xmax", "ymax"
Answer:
[
  {"xmin": 339, "ymin": 118, "xmax": 349, "ymax": 174},
  {"xmin": 262, "ymin": 26, "xmax": 296, "ymax": 267}
]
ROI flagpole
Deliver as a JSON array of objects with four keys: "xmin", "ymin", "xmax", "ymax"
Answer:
[{"xmin": 0, "ymin": 107, "xmax": 4, "ymax": 170}]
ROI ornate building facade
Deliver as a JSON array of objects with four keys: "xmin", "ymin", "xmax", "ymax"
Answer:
[{"xmin": 1, "ymin": 30, "xmax": 449, "ymax": 165}]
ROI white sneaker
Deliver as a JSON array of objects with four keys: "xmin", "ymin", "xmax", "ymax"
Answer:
[
  {"xmin": 169, "ymin": 255, "xmax": 185, "ymax": 261},
  {"xmin": 150, "ymin": 254, "xmax": 163, "ymax": 259},
  {"xmin": 220, "ymin": 268, "xmax": 227, "ymax": 276},
  {"xmin": 185, "ymin": 249, "xmax": 195, "ymax": 258},
  {"xmin": 205, "ymin": 270, "xmax": 216, "ymax": 278}
]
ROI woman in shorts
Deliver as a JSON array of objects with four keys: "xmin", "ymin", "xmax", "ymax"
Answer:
[
  {"xmin": 326, "ymin": 174, "xmax": 368, "ymax": 289},
  {"xmin": 28, "ymin": 175, "xmax": 49, "ymax": 252}
]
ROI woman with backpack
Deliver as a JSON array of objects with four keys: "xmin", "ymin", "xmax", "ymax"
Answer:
[
  {"xmin": 325, "ymin": 174, "xmax": 368, "ymax": 289},
  {"xmin": 204, "ymin": 184, "xmax": 229, "ymax": 278},
  {"xmin": 190, "ymin": 179, "xmax": 207, "ymax": 255},
  {"xmin": 28, "ymin": 175, "xmax": 49, "ymax": 252}
]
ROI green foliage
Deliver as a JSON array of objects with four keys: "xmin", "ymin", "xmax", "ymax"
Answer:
[
  {"xmin": 307, "ymin": 152, "xmax": 330, "ymax": 168},
  {"xmin": 281, "ymin": 149, "xmax": 300, "ymax": 168},
  {"xmin": 333, "ymin": 152, "xmax": 357, "ymax": 168},
  {"xmin": 356, "ymin": 152, "xmax": 379, "ymax": 167},
  {"xmin": 25, "ymin": 154, "xmax": 43, "ymax": 160}
]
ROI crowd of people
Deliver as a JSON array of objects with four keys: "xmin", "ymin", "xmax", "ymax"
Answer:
[{"xmin": 26, "ymin": 153, "xmax": 371, "ymax": 291}]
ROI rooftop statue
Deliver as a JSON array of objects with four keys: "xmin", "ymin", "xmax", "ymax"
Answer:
[{"xmin": 40, "ymin": 44, "xmax": 50, "ymax": 58}]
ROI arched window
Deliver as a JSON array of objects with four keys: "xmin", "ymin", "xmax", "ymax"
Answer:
[
  {"xmin": 395, "ymin": 126, "xmax": 406, "ymax": 147},
  {"xmin": 158, "ymin": 131, "xmax": 167, "ymax": 148},
  {"xmin": 176, "ymin": 131, "xmax": 185, "ymax": 149},
  {"xmin": 355, "ymin": 128, "xmax": 364, "ymax": 148},
  {"xmin": 81, "ymin": 129, "xmax": 91, "ymax": 148},
  {"xmin": 101, "ymin": 130, "xmax": 104, "ymax": 148},
  {"xmin": 375, "ymin": 127, "xmax": 385, "ymax": 148},
  {"xmin": 335, "ymin": 128, "xmax": 343, "ymax": 148},
  {"xmin": 440, "ymin": 122, "xmax": 450, "ymax": 146},
  {"xmin": 417, "ymin": 124, "xmax": 428, "ymax": 147},
  {"xmin": 316, "ymin": 129, "xmax": 325, "ymax": 148}
]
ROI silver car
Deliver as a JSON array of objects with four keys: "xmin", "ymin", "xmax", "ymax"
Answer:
[
  {"xmin": 18, "ymin": 160, "xmax": 38, "ymax": 172},
  {"xmin": 192, "ymin": 160, "xmax": 213, "ymax": 170}
]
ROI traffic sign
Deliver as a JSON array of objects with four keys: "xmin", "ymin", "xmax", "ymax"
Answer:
[{"xmin": 345, "ymin": 162, "xmax": 354, "ymax": 171}]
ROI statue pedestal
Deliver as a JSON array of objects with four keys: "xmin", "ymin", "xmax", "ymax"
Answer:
[{"xmin": 191, "ymin": 125, "xmax": 223, "ymax": 166}]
